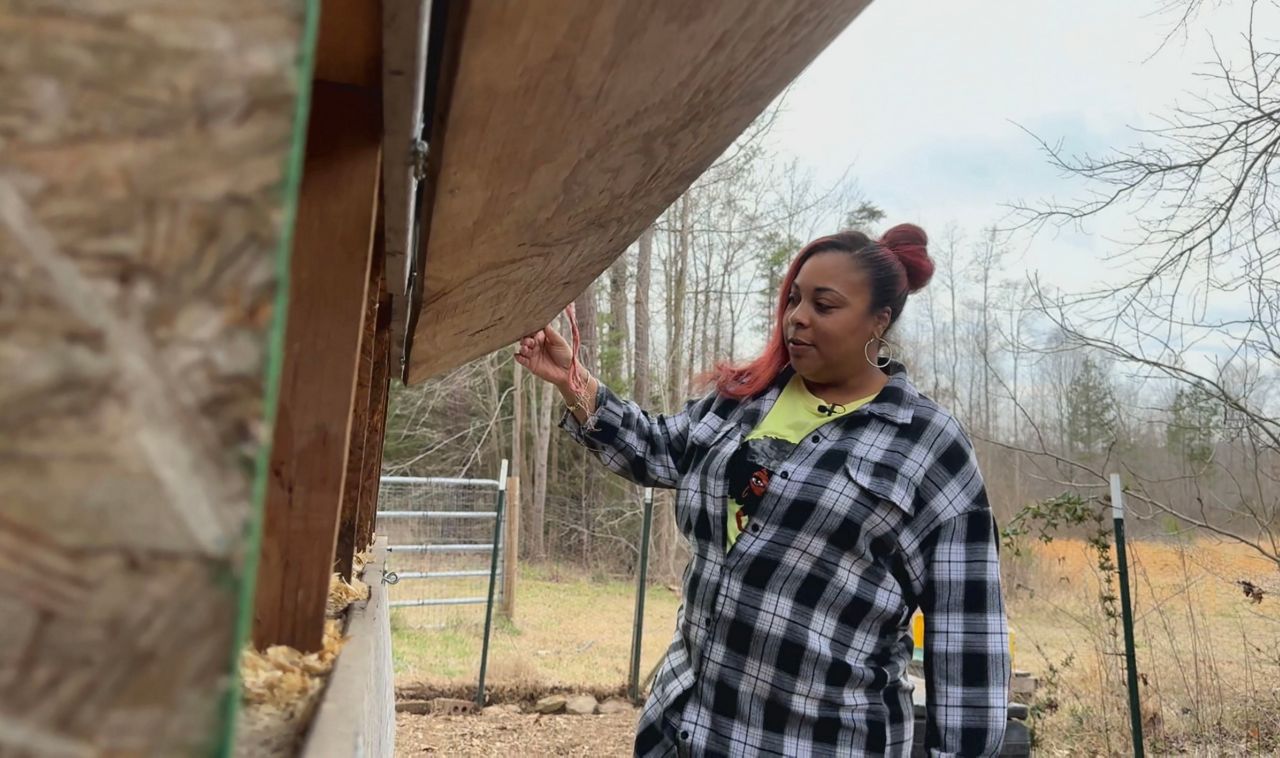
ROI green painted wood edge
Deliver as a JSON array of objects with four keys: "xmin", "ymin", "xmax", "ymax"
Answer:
[{"xmin": 214, "ymin": 0, "xmax": 321, "ymax": 754}]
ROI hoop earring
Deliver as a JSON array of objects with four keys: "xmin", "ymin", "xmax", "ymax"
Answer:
[{"xmin": 864, "ymin": 337, "xmax": 891, "ymax": 368}]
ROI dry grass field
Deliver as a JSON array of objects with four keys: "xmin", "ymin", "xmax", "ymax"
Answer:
[{"xmin": 394, "ymin": 540, "xmax": 1280, "ymax": 755}]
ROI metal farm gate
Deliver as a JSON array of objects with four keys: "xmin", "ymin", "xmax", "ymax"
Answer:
[{"xmin": 376, "ymin": 463, "xmax": 509, "ymax": 628}]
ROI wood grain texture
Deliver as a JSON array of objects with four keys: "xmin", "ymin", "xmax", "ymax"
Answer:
[
  {"xmin": 501, "ymin": 476, "xmax": 520, "ymax": 620},
  {"xmin": 300, "ymin": 538, "xmax": 394, "ymax": 758},
  {"xmin": 0, "ymin": 0, "xmax": 305, "ymax": 752},
  {"xmin": 356, "ymin": 292, "xmax": 394, "ymax": 552},
  {"xmin": 381, "ymin": 0, "xmax": 431, "ymax": 371},
  {"xmin": 315, "ymin": 0, "xmax": 381, "ymax": 88},
  {"xmin": 404, "ymin": 0, "xmax": 873, "ymax": 383},
  {"xmin": 253, "ymin": 81, "xmax": 381, "ymax": 653}
]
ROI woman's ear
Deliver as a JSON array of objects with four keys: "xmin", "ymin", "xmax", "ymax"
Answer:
[{"xmin": 874, "ymin": 308, "xmax": 892, "ymax": 338}]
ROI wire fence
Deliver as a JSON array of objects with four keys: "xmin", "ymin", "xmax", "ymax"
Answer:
[{"xmin": 377, "ymin": 475, "xmax": 506, "ymax": 630}]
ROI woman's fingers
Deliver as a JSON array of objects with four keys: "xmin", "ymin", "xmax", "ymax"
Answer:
[{"xmin": 513, "ymin": 323, "xmax": 570, "ymax": 382}]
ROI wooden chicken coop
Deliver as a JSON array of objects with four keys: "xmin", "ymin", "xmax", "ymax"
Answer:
[{"xmin": 0, "ymin": 0, "xmax": 872, "ymax": 754}]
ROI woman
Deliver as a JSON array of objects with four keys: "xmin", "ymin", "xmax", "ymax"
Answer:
[{"xmin": 516, "ymin": 226, "xmax": 1010, "ymax": 757}]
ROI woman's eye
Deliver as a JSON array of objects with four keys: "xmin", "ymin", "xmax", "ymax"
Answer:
[
  {"xmin": 787, "ymin": 293, "xmax": 799, "ymax": 305},
  {"xmin": 814, "ymin": 302, "xmax": 833, "ymax": 313}
]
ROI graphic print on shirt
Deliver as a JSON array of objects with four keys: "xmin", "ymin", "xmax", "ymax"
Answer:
[
  {"xmin": 725, "ymin": 375, "xmax": 876, "ymax": 550},
  {"xmin": 726, "ymin": 436, "xmax": 794, "ymax": 534}
]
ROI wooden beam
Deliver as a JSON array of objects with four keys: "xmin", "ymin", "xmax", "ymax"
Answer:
[
  {"xmin": 315, "ymin": 0, "xmax": 382, "ymax": 88},
  {"xmin": 300, "ymin": 538, "xmax": 394, "ymax": 758},
  {"xmin": 356, "ymin": 291, "xmax": 394, "ymax": 551},
  {"xmin": 403, "ymin": 0, "xmax": 873, "ymax": 383},
  {"xmin": 335, "ymin": 222, "xmax": 385, "ymax": 581},
  {"xmin": 253, "ymin": 81, "xmax": 381, "ymax": 652},
  {"xmin": 500, "ymin": 475, "xmax": 520, "ymax": 620},
  {"xmin": 0, "ymin": 0, "xmax": 306, "ymax": 751},
  {"xmin": 381, "ymin": 0, "xmax": 432, "ymax": 372}
]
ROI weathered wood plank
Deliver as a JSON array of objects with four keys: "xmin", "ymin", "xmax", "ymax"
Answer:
[
  {"xmin": 381, "ymin": 0, "xmax": 432, "ymax": 371},
  {"xmin": 356, "ymin": 292, "xmax": 394, "ymax": 551},
  {"xmin": 501, "ymin": 476, "xmax": 520, "ymax": 620},
  {"xmin": 253, "ymin": 81, "xmax": 381, "ymax": 653},
  {"xmin": 0, "ymin": 0, "xmax": 307, "ymax": 752},
  {"xmin": 404, "ymin": 0, "xmax": 873, "ymax": 382},
  {"xmin": 336, "ymin": 224, "xmax": 384, "ymax": 581},
  {"xmin": 300, "ymin": 538, "xmax": 394, "ymax": 758}
]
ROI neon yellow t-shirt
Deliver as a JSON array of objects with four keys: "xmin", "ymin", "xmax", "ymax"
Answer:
[{"xmin": 726, "ymin": 375, "xmax": 876, "ymax": 550}]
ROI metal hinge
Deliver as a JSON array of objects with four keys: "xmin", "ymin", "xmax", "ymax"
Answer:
[{"xmin": 410, "ymin": 139, "xmax": 428, "ymax": 181}]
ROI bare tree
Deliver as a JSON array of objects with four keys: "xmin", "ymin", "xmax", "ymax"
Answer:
[
  {"xmin": 1005, "ymin": 0, "xmax": 1280, "ymax": 567},
  {"xmin": 634, "ymin": 225, "xmax": 653, "ymax": 409},
  {"xmin": 530, "ymin": 372, "xmax": 553, "ymax": 560},
  {"xmin": 607, "ymin": 253, "xmax": 631, "ymax": 389}
]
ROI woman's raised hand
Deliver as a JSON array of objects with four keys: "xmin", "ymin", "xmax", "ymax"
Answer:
[{"xmin": 514, "ymin": 325, "xmax": 576, "ymax": 388}]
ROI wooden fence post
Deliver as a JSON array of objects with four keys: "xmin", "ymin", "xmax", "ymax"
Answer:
[{"xmin": 501, "ymin": 476, "xmax": 520, "ymax": 620}]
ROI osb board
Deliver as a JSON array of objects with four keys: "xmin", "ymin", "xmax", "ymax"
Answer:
[
  {"xmin": 404, "ymin": 0, "xmax": 873, "ymax": 383},
  {"xmin": 0, "ymin": 0, "xmax": 307, "ymax": 754}
]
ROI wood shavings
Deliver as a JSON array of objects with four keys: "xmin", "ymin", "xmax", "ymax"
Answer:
[
  {"xmin": 353, "ymin": 550, "xmax": 373, "ymax": 574},
  {"xmin": 235, "ymin": 620, "xmax": 346, "ymax": 757},
  {"xmin": 233, "ymin": 566, "xmax": 369, "ymax": 754},
  {"xmin": 326, "ymin": 572, "xmax": 369, "ymax": 618},
  {"xmin": 242, "ymin": 619, "xmax": 345, "ymax": 708}
]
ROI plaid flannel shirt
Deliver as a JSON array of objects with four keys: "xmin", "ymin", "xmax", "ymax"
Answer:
[{"xmin": 561, "ymin": 361, "xmax": 1010, "ymax": 757}]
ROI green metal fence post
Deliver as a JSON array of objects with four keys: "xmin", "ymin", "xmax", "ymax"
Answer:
[
  {"xmin": 628, "ymin": 487, "xmax": 655, "ymax": 703},
  {"xmin": 477, "ymin": 458, "xmax": 509, "ymax": 707},
  {"xmin": 1111, "ymin": 473, "xmax": 1145, "ymax": 757}
]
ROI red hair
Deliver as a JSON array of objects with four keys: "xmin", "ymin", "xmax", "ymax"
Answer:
[{"xmin": 707, "ymin": 224, "xmax": 932, "ymax": 399}]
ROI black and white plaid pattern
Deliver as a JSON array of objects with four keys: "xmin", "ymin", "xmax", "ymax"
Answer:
[{"xmin": 561, "ymin": 362, "xmax": 1010, "ymax": 757}]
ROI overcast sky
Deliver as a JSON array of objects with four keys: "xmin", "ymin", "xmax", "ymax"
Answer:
[{"xmin": 768, "ymin": 0, "xmax": 1261, "ymax": 293}]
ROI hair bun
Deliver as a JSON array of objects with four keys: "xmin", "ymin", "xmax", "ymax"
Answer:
[{"xmin": 879, "ymin": 223, "xmax": 934, "ymax": 292}]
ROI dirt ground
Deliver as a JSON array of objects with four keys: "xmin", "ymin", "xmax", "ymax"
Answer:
[{"xmin": 395, "ymin": 708, "xmax": 639, "ymax": 756}]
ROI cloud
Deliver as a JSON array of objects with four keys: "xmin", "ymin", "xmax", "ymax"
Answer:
[{"xmin": 767, "ymin": 0, "xmax": 1261, "ymax": 293}]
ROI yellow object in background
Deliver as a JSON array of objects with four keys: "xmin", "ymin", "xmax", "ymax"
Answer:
[{"xmin": 910, "ymin": 612, "xmax": 1014, "ymax": 664}]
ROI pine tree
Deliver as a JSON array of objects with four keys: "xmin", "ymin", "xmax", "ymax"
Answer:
[
  {"xmin": 1064, "ymin": 356, "xmax": 1118, "ymax": 456},
  {"xmin": 1166, "ymin": 383, "xmax": 1217, "ymax": 469}
]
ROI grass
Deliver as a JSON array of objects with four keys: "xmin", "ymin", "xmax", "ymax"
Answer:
[
  {"xmin": 392, "ymin": 563, "xmax": 680, "ymax": 690},
  {"xmin": 392, "ymin": 541, "xmax": 1280, "ymax": 753},
  {"xmin": 1006, "ymin": 537, "xmax": 1280, "ymax": 755}
]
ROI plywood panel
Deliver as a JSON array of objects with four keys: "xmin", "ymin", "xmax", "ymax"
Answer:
[
  {"xmin": 405, "ymin": 0, "xmax": 873, "ymax": 383},
  {"xmin": 0, "ymin": 0, "xmax": 308, "ymax": 752},
  {"xmin": 253, "ymin": 82, "xmax": 381, "ymax": 653}
]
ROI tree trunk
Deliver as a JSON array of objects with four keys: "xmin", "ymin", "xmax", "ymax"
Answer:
[
  {"xmin": 531, "ymin": 377, "xmax": 553, "ymax": 560},
  {"xmin": 512, "ymin": 359, "xmax": 524, "ymax": 550},
  {"xmin": 634, "ymin": 225, "xmax": 653, "ymax": 408},
  {"xmin": 609, "ymin": 253, "xmax": 631, "ymax": 388},
  {"xmin": 944, "ymin": 228, "xmax": 961, "ymax": 413},
  {"xmin": 633, "ymin": 224, "xmax": 658, "ymax": 574},
  {"xmin": 574, "ymin": 284, "xmax": 598, "ymax": 568},
  {"xmin": 978, "ymin": 228, "xmax": 996, "ymax": 437},
  {"xmin": 657, "ymin": 197, "xmax": 691, "ymax": 580},
  {"xmin": 669, "ymin": 196, "xmax": 690, "ymax": 411}
]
